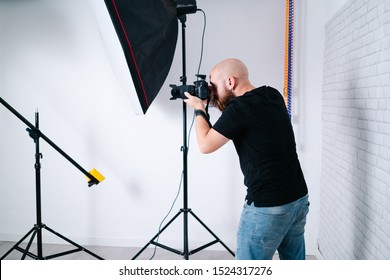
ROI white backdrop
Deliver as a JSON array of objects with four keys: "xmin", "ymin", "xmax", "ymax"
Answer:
[{"xmin": 0, "ymin": 0, "xmax": 334, "ymax": 257}]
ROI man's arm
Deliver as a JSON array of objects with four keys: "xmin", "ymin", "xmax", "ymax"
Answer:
[{"xmin": 184, "ymin": 93, "xmax": 229, "ymax": 154}]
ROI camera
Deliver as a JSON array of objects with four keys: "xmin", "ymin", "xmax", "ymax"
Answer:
[{"xmin": 170, "ymin": 74, "xmax": 210, "ymax": 100}]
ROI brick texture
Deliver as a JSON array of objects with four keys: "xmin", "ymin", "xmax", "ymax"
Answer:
[{"xmin": 320, "ymin": 0, "xmax": 390, "ymax": 259}]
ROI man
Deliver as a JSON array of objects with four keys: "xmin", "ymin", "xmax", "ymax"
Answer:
[{"xmin": 184, "ymin": 58, "xmax": 309, "ymax": 260}]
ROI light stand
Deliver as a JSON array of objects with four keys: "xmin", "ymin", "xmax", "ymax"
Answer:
[
  {"xmin": 0, "ymin": 97, "xmax": 103, "ymax": 260},
  {"xmin": 132, "ymin": 14, "xmax": 235, "ymax": 260}
]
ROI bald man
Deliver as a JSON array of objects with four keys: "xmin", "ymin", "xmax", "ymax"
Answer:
[{"xmin": 184, "ymin": 58, "xmax": 309, "ymax": 260}]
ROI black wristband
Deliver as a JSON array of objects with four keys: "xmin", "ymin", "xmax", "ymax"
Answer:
[
  {"xmin": 195, "ymin": 109, "xmax": 209, "ymax": 119},
  {"xmin": 194, "ymin": 109, "xmax": 212, "ymax": 128}
]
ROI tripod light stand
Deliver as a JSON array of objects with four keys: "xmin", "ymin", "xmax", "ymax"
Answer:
[
  {"xmin": 0, "ymin": 97, "xmax": 104, "ymax": 260},
  {"xmin": 132, "ymin": 14, "xmax": 235, "ymax": 260}
]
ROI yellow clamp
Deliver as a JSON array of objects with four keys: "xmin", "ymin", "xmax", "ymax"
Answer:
[{"xmin": 88, "ymin": 168, "xmax": 105, "ymax": 184}]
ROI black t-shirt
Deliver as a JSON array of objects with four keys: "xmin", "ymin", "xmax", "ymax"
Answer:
[{"xmin": 213, "ymin": 86, "xmax": 307, "ymax": 207}]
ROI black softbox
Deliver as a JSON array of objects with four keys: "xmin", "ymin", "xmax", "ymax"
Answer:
[{"xmin": 91, "ymin": 0, "xmax": 178, "ymax": 114}]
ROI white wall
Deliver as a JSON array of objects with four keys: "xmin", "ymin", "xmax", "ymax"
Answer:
[
  {"xmin": 326, "ymin": 0, "xmax": 350, "ymax": 21},
  {"xmin": 0, "ymin": 0, "xmax": 323, "ymax": 257},
  {"xmin": 293, "ymin": 0, "xmax": 325, "ymax": 258},
  {"xmin": 320, "ymin": 0, "xmax": 390, "ymax": 259},
  {"xmin": 293, "ymin": 0, "xmax": 350, "ymax": 258}
]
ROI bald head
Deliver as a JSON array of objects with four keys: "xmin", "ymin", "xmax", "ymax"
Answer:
[
  {"xmin": 209, "ymin": 58, "xmax": 255, "ymax": 103},
  {"xmin": 210, "ymin": 58, "xmax": 249, "ymax": 81}
]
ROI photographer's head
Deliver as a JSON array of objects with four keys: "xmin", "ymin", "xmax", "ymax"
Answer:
[{"xmin": 209, "ymin": 58, "xmax": 255, "ymax": 111}]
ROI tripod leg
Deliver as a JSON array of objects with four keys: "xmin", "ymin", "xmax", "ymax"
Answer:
[
  {"xmin": 43, "ymin": 225, "xmax": 104, "ymax": 260},
  {"xmin": 1, "ymin": 227, "xmax": 37, "ymax": 260},
  {"xmin": 132, "ymin": 210, "xmax": 183, "ymax": 260},
  {"xmin": 183, "ymin": 209, "xmax": 189, "ymax": 260},
  {"xmin": 189, "ymin": 210, "xmax": 235, "ymax": 257},
  {"xmin": 21, "ymin": 229, "xmax": 39, "ymax": 260}
]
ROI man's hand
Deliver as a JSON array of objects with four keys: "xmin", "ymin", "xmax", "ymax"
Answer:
[{"xmin": 183, "ymin": 92, "xmax": 205, "ymax": 111}]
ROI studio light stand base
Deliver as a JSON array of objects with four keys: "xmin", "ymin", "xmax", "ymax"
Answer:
[
  {"xmin": 132, "ymin": 208, "xmax": 234, "ymax": 260},
  {"xmin": 1, "ymin": 224, "xmax": 103, "ymax": 260}
]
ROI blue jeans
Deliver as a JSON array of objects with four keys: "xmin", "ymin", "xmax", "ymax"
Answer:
[{"xmin": 236, "ymin": 195, "xmax": 309, "ymax": 260}]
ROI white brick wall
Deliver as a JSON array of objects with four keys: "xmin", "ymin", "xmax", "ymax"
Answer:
[{"xmin": 320, "ymin": 0, "xmax": 390, "ymax": 259}]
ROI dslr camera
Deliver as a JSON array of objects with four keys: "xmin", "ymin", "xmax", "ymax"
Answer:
[{"xmin": 170, "ymin": 74, "xmax": 210, "ymax": 100}]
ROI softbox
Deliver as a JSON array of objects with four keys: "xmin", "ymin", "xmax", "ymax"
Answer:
[{"xmin": 90, "ymin": 0, "xmax": 178, "ymax": 115}]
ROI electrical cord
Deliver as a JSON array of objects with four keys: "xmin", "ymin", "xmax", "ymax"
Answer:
[
  {"xmin": 195, "ymin": 9, "xmax": 211, "ymax": 116},
  {"xmin": 196, "ymin": 9, "xmax": 206, "ymax": 76},
  {"xmin": 148, "ymin": 171, "xmax": 184, "ymax": 260}
]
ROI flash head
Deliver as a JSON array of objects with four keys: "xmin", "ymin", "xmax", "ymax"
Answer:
[{"xmin": 173, "ymin": 0, "xmax": 197, "ymax": 15}]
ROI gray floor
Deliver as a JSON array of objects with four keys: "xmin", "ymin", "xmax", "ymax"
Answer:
[
  {"xmin": 0, "ymin": 241, "xmax": 316, "ymax": 260},
  {"xmin": 0, "ymin": 241, "xmax": 236, "ymax": 260}
]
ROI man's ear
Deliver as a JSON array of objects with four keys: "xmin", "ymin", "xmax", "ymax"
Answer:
[{"xmin": 227, "ymin": 76, "xmax": 236, "ymax": 91}]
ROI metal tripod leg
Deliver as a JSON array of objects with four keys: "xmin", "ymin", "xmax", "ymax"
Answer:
[
  {"xmin": 132, "ymin": 210, "xmax": 183, "ymax": 259},
  {"xmin": 1, "ymin": 223, "xmax": 104, "ymax": 260},
  {"xmin": 131, "ymin": 208, "xmax": 235, "ymax": 260},
  {"xmin": 189, "ymin": 210, "xmax": 235, "ymax": 256}
]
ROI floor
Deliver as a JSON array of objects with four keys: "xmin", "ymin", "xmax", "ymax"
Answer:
[
  {"xmin": 0, "ymin": 241, "xmax": 235, "ymax": 260},
  {"xmin": 0, "ymin": 241, "xmax": 317, "ymax": 260}
]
